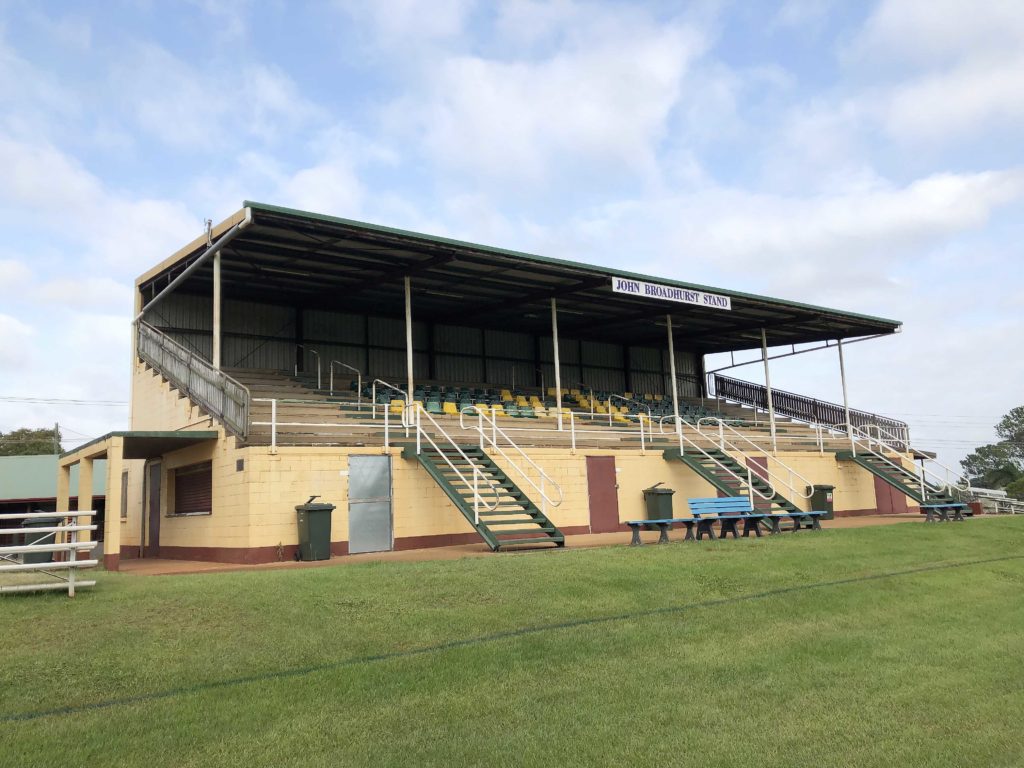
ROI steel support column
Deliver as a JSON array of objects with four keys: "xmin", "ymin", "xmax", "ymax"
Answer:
[
  {"xmin": 405, "ymin": 276, "xmax": 414, "ymax": 410},
  {"xmin": 212, "ymin": 251, "xmax": 222, "ymax": 370},
  {"xmin": 551, "ymin": 298, "xmax": 563, "ymax": 431},
  {"xmin": 761, "ymin": 328, "xmax": 777, "ymax": 453},
  {"xmin": 667, "ymin": 314, "xmax": 682, "ymax": 443},
  {"xmin": 837, "ymin": 337, "xmax": 854, "ymax": 453}
]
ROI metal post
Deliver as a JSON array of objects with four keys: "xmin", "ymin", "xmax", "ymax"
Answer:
[
  {"xmin": 405, "ymin": 276, "xmax": 414, "ymax": 411},
  {"xmin": 761, "ymin": 328, "xmax": 777, "ymax": 454},
  {"xmin": 837, "ymin": 337, "xmax": 854, "ymax": 454},
  {"xmin": 667, "ymin": 314, "xmax": 682, "ymax": 445},
  {"xmin": 570, "ymin": 411, "xmax": 576, "ymax": 453},
  {"xmin": 68, "ymin": 517, "xmax": 77, "ymax": 598},
  {"xmin": 416, "ymin": 404, "xmax": 421, "ymax": 455},
  {"xmin": 212, "ymin": 250, "xmax": 221, "ymax": 370},
  {"xmin": 473, "ymin": 469, "xmax": 480, "ymax": 525},
  {"xmin": 270, "ymin": 399, "xmax": 277, "ymax": 453},
  {"xmin": 551, "ymin": 298, "xmax": 563, "ymax": 431}
]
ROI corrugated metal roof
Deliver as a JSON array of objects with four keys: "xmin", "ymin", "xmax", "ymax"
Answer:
[{"xmin": 0, "ymin": 455, "xmax": 107, "ymax": 502}]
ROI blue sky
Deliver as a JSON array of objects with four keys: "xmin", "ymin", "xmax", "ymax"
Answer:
[{"xmin": 0, "ymin": 0, "xmax": 1021, "ymax": 467}]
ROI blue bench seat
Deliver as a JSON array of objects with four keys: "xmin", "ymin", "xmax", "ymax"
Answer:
[{"xmin": 921, "ymin": 503, "xmax": 969, "ymax": 522}]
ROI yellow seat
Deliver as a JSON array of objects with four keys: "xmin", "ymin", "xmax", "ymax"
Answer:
[
  {"xmin": 516, "ymin": 396, "xmax": 529, "ymax": 406},
  {"xmin": 500, "ymin": 389, "xmax": 513, "ymax": 401},
  {"xmin": 442, "ymin": 401, "xmax": 459, "ymax": 416},
  {"xmin": 533, "ymin": 407, "xmax": 548, "ymax": 418},
  {"xmin": 570, "ymin": 388, "xmax": 580, "ymax": 396},
  {"xmin": 643, "ymin": 393, "xmax": 653, "ymax": 400},
  {"xmin": 529, "ymin": 396, "xmax": 543, "ymax": 406},
  {"xmin": 653, "ymin": 394, "xmax": 663, "ymax": 401},
  {"xmin": 624, "ymin": 392, "xmax": 633, "ymax": 399},
  {"xmin": 612, "ymin": 412, "xmax": 629, "ymax": 424},
  {"xmin": 491, "ymin": 405, "xmax": 508, "ymax": 418},
  {"xmin": 389, "ymin": 398, "xmax": 404, "ymax": 414},
  {"xmin": 595, "ymin": 404, "xmax": 608, "ymax": 414}
]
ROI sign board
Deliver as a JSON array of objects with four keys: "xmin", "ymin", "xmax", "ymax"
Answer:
[{"xmin": 611, "ymin": 277, "xmax": 731, "ymax": 310}]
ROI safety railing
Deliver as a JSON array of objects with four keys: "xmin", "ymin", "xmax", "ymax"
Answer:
[
  {"xmin": 411, "ymin": 404, "xmax": 500, "ymax": 525},
  {"xmin": 459, "ymin": 405, "xmax": 563, "ymax": 515},
  {"xmin": 329, "ymin": 361, "xmax": 362, "ymax": 403},
  {"xmin": 295, "ymin": 345, "xmax": 321, "ymax": 391},
  {"xmin": 0, "ymin": 511, "xmax": 98, "ymax": 597},
  {"xmin": 658, "ymin": 416, "xmax": 775, "ymax": 502},
  {"xmin": 713, "ymin": 373, "xmax": 910, "ymax": 447},
  {"xmin": 137, "ymin": 322, "xmax": 251, "ymax": 438},
  {"xmin": 696, "ymin": 417, "xmax": 814, "ymax": 500},
  {"xmin": 371, "ymin": 379, "xmax": 410, "ymax": 423},
  {"xmin": 837, "ymin": 422, "xmax": 971, "ymax": 498}
]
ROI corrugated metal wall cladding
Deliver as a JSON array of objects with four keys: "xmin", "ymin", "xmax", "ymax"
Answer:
[
  {"xmin": 582, "ymin": 367, "xmax": 626, "ymax": 391},
  {"xmin": 435, "ymin": 355, "xmax": 484, "ymax": 383},
  {"xmin": 435, "ymin": 324, "xmax": 483, "ymax": 354},
  {"xmin": 224, "ymin": 300, "xmax": 293, "ymax": 336},
  {"xmin": 631, "ymin": 372, "xmax": 665, "ymax": 396},
  {"xmin": 662, "ymin": 350, "xmax": 697, "ymax": 375},
  {"xmin": 629, "ymin": 346, "xmax": 661, "ymax": 370},
  {"xmin": 301, "ymin": 344, "xmax": 366, "ymax": 379},
  {"xmin": 367, "ymin": 350, "xmax": 429, "ymax": 380},
  {"xmin": 303, "ymin": 310, "xmax": 365, "ymax": 343},
  {"xmin": 167, "ymin": 332, "xmax": 211, "ymax": 359},
  {"xmin": 538, "ymin": 336, "xmax": 580, "ymax": 364},
  {"xmin": 484, "ymin": 329, "xmax": 533, "ymax": 360},
  {"xmin": 152, "ymin": 294, "xmax": 212, "ymax": 331},
  {"xmin": 367, "ymin": 317, "xmax": 428, "ymax": 348},
  {"xmin": 580, "ymin": 340, "xmax": 622, "ymax": 368},
  {"xmin": 224, "ymin": 338, "xmax": 292, "ymax": 370}
]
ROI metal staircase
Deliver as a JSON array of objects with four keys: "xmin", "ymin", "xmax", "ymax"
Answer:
[
  {"xmin": 403, "ymin": 445, "xmax": 564, "ymax": 550},
  {"xmin": 837, "ymin": 451, "xmax": 962, "ymax": 506},
  {"xmin": 663, "ymin": 446, "xmax": 803, "ymax": 517},
  {"xmin": 402, "ymin": 404, "xmax": 564, "ymax": 551}
]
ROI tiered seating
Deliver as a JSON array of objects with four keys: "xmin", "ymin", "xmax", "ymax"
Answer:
[{"xmin": 358, "ymin": 382, "xmax": 574, "ymax": 421}]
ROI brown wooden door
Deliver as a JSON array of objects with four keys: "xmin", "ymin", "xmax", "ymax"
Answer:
[
  {"xmin": 873, "ymin": 474, "xmax": 908, "ymax": 515},
  {"xmin": 586, "ymin": 456, "xmax": 620, "ymax": 533},
  {"xmin": 145, "ymin": 462, "xmax": 161, "ymax": 557}
]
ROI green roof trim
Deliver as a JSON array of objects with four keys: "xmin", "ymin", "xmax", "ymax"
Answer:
[{"xmin": 242, "ymin": 200, "xmax": 903, "ymax": 329}]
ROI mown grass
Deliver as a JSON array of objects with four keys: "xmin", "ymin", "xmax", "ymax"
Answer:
[{"xmin": 2, "ymin": 518, "xmax": 1023, "ymax": 767}]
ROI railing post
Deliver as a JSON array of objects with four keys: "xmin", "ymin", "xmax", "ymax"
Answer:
[
  {"xmin": 384, "ymin": 399, "xmax": 390, "ymax": 449},
  {"xmin": 640, "ymin": 414, "xmax": 646, "ymax": 455},
  {"xmin": 68, "ymin": 515, "xmax": 77, "ymax": 598},
  {"xmin": 718, "ymin": 420, "xmax": 724, "ymax": 450},
  {"xmin": 479, "ymin": 411, "xmax": 485, "ymax": 451},
  {"xmin": 416, "ymin": 404, "xmax": 422, "ymax": 455},
  {"xmin": 570, "ymin": 412, "xmax": 576, "ymax": 454},
  {"xmin": 270, "ymin": 399, "xmax": 278, "ymax": 454},
  {"xmin": 473, "ymin": 468, "xmax": 480, "ymax": 526},
  {"xmin": 329, "ymin": 363, "xmax": 334, "ymax": 396}
]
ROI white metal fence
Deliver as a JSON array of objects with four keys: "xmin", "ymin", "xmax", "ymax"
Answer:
[{"xmin": 0, "ymin": 511, "xmax": 98, "ymax": 597}]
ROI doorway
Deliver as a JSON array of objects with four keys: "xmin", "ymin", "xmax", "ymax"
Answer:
[
  {"xmin": 145, "ymin": 461, "xmax": 161, "ymax": 557},
  {"xmin": 586, "ymin": 456, "xmax": 620, "ymax": 533},
  {"xmin": 348, "ymin": 455, "xmax": 393, "ymax": 554}
]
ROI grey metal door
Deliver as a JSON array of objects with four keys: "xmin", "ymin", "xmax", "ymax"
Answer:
[{"xmin": 348, "ymin": 455, "xmax": 393, "ymax": 554}]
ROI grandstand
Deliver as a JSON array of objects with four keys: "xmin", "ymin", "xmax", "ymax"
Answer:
[{"xmin": 57, "ymin": 203, "xmax": 972, "ymax": 568}]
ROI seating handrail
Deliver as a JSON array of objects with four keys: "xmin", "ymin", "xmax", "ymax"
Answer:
[
  {"xmin": 656, "ymin": 415, "xmax": 775, "ymax": 502},
  {"xmin": 696, "ymin": 417, "xmax": 814, "ymax": 500},
  {"xmin": 459, "ymin": 405, "xmax": 563, "ymax": 511},
  {"xmin": 411, "ymin": 403, "xmax": 500, "ymax": 524},
  {"xmin": 835, "ymin": 422, "xmax": 971, "ymax": 497},
  {"xmin": 607, "ymin": 394, "xmax": 651, "ymax": 426},
  {"xmin": 371, "ymin": 378, "xmax": 410, "ymax": 424},
  {"xmin": 295, "ymin": 344, "xmax": 321, "ymax": 391},
  {"xmin": 329, "ymin": 360, "xmax": 362, "ymax": 403}
]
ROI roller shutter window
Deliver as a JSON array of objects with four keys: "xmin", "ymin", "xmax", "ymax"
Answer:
[{"xmin": 174, "ymin": 461, "xmax": 212, "ymax": 515}]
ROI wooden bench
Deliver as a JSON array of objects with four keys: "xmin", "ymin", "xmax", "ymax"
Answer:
[
  {"xmin": 688, "ymin": 497, "xmax": 767, "ymax": 539},
  {"xmin": 922, "ymin": 503, "xmax": 969, "ymax": 522},
  {"xmin": 624, "ymin": 518, "xmax": 695, "ymax": 545}
]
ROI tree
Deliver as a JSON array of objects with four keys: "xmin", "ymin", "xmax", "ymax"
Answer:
[
  {"xmin": 1006, "ymin": 477, "xmax": 1024, "ymax": 501},
  {"xmin": 995, "ymin": 406, "xmax": 1024, "ymax": 462},
  {"xmin": 0, "ymin": 426, "xmax": 62, "ymax": 456},
  {"xmin": 960, "ymin": 405, "xmax": 1024, "ymax": 488},
  {"xmin": 960, "ymin": 441, "xmax": 1021, "ymax": 488}
]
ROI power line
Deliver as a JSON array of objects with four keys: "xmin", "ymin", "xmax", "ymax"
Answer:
[{"xmin": 0, "ymin": 396, "xmax": 127, "ymax": 406}]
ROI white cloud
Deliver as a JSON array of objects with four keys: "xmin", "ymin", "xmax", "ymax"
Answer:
[
  {"xmin": 0, "ymin": 314, "xmax": 36, "ymax": 368},
  {"xmin": 388, "ymin": 8, "xmax": 706, "ymax": 186},
  {"xmin": 335, "ymin": 0, "xmax": 477, "ymax": 50},
  {"xmin": 0, "ymin": 259, "xmax": 33, "ymax": 298},
  {"xmin": 0, "ymin": 133, "xmax": 199, "ymax": 272},
  {"xmin": 37, "ymin": 277, "xmax": 133, "ymax": 311}
]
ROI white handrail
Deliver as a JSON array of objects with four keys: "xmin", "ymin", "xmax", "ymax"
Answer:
[
  {"xmin": 607, "ymin": 394, "xmax": 651, "ymax": 427},
  {"xmin": 459, "ymin": 405, "xmax": 563, "ymax": 513},
  {"xmin": 371, "ymin": 378, "xmax": 409, "ymax": 424},
  {"xmin": 696, "ymin": 417, "xmax": 814, "ymax": 500},
  {"xmin": 836, "ymin": 422, "xmax": 971, "ymax": 497},
  {"xmin": 329, "ymin": 360, "xmax": 362, "ymax": 404},
  {"xmin": 412, "ymin": 404, "xmax": 500, "ymax": 524},
  {"xmin": 658, "ymin": 415, "xmax": 775, "ymax": 502},
  {"xmin": 296, "ymin": 345, "xmax": 321, "ymax": 391}
]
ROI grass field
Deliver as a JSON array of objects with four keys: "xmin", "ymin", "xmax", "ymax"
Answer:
[{"xmin": 2, "ymin": 518, "xmax": 1023, "ymax": 767}]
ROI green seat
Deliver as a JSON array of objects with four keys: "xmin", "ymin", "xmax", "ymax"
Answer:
[
  {"xmin": 520, "ymin": 406, "xmax": 538, "ymax": 419},
  {"xmin": 425, "ymin": 401, "xmax": 444, "ymax": 415}
]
